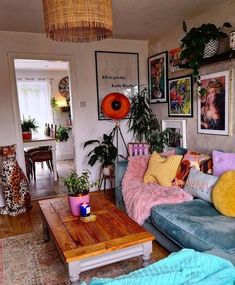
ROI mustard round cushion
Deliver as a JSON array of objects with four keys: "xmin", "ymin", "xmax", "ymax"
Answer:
[{"xmin": 212, "ymin": 170, "xmax": 235, "ymax": 217}]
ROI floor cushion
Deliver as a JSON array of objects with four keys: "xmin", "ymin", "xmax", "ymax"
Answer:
[{"xmin": 150, "ymin": 199, "xmax": 235, "ymax": 252}]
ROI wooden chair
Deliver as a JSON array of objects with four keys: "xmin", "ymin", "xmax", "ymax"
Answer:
[{"xmin": 28, "ymin": 124, "xmax": 57, "ymax": 181}]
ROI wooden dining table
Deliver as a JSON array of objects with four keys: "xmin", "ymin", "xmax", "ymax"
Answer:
[{"xmin": 23, "ymin": 134, "xmax": 57, "ymax": 181}]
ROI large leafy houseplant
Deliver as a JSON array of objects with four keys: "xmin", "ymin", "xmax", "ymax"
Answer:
[
  {"xmin": 84, "ymin": 129, "xmax": 118, "ymax": 167},
  {"xmin": 127, "ymin": 88, "xmax": 181, "ymax": 153},
  {"xmin": 56, "ymin": 125, "xmax": 71, "ymax": 142},
  {"xmin": 180, "ymin": 21, "xmax": 232, "ymax": 82}
]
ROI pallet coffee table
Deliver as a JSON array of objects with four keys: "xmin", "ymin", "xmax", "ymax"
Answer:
[{"xmin": 39, "ymin": 192, "xmax": 154, "ymax": 284}]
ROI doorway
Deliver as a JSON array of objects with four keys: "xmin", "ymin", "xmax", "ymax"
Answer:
[{"xmin": 12, "ymin": 57, "xmax": 76, "ymax": 199}]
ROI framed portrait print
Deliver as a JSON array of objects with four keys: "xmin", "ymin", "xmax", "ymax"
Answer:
[
  {"xmin": 128, "ymin": 142, "xmax": 150, "ymax": 157},
  {"xmin": 161, "ymin": 119, "xmax": 187, "ymax": 151},
  {"xmin": 168, "ymin": 75, "xmax": 193, "ymax": 117},
  {"xmin": 198, "ymin": 71, "xmax": 230, "ymax": 135},
  {"xmin": 95, "ymin": 51, "xmax": 139, "ymax": 120},
  {"xmin": 148, "ymin": 51, "xmax": 168, "ymax": 103}
]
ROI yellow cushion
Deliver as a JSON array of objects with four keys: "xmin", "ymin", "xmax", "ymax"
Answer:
[
  {"xmin": 212, "ymin": 170, "xmax": 235, "ymax": 217},
  {"xmin": 144, "ymin": 152, "xmax": 182, "ymax": 186}
]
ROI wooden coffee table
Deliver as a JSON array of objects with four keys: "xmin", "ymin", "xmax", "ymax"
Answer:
[{"xmin": 39, "ymin": 192, "xmax": 154, "ymax": 284}]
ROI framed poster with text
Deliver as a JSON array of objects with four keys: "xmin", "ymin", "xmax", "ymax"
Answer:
[{"xmin": 95, "ymin": 51, "xmax": 139, "ymax": 120}]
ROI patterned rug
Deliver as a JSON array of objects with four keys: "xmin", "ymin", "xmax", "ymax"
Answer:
[{"xmin": 0, "ymin": 232, "xmax": 160, "ymax": 285}]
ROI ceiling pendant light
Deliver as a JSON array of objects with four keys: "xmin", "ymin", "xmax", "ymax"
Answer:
[{"xmin": 42, "ymin": 0, "xmax": 113, "ymax": 43}]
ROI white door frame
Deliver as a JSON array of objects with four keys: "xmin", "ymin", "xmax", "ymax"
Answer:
[{"xmin": 8, "ymin": 52, "xmax": 77, "ymax": 173}]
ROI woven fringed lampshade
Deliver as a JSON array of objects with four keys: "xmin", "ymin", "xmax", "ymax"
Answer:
[{"xmin": 42, "ymin": 0, "xmax": 113, "ymax": 43}]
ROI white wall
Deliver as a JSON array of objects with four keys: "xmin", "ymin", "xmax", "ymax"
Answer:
[
  {"xmin": 149, "ymin": 0, "xmax": 235, "ymax": 154},
  {"xmin": 0, "ymin": 31, "xmax": 148, "ymax": 181}
]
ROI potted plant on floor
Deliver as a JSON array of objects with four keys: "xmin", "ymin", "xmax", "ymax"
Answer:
[
  {"xmin": 127, "ymin": 88, "xmax": 180, "ymax": 153},
  {"xmin": 180, "ymin": 21, "xmax": 232, "ymax": 82},
  {"xmin": 21, "ymin": 116, "xmax": 39, "ymax": 140},
  {"xmin": 61, "ymin": 170, "xmax": 96, "ymax": 216},
  {"xmin": 84, "ymin": 129, "xmax": 119, "ymax": 176}
]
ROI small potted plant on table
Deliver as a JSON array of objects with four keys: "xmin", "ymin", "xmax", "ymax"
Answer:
[
  {"xmin": 21, "ymin": 116, "xmax": 39, "ymax": 140},
  {"xmin": 61, "ymin": 170, "xmax": 96, "ymax": 216}
]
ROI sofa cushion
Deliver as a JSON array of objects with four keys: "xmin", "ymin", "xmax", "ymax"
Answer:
[
  {"xmin": 144, "ymin": 152, "xmax": 182, "ymax": 186},
  {"xmin": 174, "ymin": 151, "xmax": 210, "ymax": 187},
  {"xmin": 212, "ymin": 170, "xmax": 235, "ymax": 217},
  {"xmin": 212, "ymin": 150, "xmax": 235, "ymax": 176},
  {"xmin": 184, "ymin": 168, "xmax": 218, "ymax": 203},
  {"xmin": 151, "ymin": 199, "xmax": 235, "ymax": 252}
]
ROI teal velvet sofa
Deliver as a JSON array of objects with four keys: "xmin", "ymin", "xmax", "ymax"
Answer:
[{"xmin": 115, "ymin": 160, "xmax": 235, "ymax": 265}]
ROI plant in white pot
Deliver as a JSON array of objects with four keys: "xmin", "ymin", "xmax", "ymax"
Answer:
[{"xmin": 61, "ymin": 170, "xmax": 96, "ymax": 216}]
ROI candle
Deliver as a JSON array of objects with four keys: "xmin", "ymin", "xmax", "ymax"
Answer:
[{"xmin": 80, "ymin": 203, "xmax": 91, "ymax": 217}]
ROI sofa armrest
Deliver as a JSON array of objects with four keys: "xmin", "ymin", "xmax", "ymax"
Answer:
[{"xmin": 115, "ymin": 160, "xmax": 128, "ymax": 211}]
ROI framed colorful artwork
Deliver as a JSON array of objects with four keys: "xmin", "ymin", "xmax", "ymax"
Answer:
[
  {"xmin": 168, "ymin": 75, "xmax": 193, "ymax": 117},
  {"xmin": 198, "ymin": 71, "xmax": 230, "ymax": 136},
  {"xmin": 95, "ymin": 51, "xmax": 139, "ymax": 120},
  {"xmin": 148, "ymin": 51, "xmax": 168, "ymax": 104},
  {"xmin": 161, "ymin": 119, "xmax": 187, "ymax": 151},
  {"xmin": 128, "ymin": 143, "xmax": 150, "ymax": 157},
  {"xmin": 169, "ymin": 47, "xmax": 184, "ymax": 74}
]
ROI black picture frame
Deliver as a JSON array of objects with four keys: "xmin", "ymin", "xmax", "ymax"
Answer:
[
  {"xmin": 168, "ymin": 75, "xmax": 193, "ymax": 117},
  {"xmin": 148, "ymin": 51, "xmax": 168, "ymax": 104},
  {"xmin": 95, "ymin": 51, "xmax": 139, "ymax": 120}
]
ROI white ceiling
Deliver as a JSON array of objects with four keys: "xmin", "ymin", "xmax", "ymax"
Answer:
[{"xmin": 0, "ymin": 0, "xmax": 226, "ymax": 41}]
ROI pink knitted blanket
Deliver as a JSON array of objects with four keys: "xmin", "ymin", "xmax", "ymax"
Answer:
[{"xmin": 122, "ymin": 155, "xmax": 193, "ymax": 225}]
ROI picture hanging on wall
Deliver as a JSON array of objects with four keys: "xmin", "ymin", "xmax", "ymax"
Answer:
[
  {"xmin": 95, "ymin": 51, "xmax": 139, "ymax": 120},
  {"xmin": 169, "ymin": 47, "xmax": 184, "ymax": 74},
  {"xmin": 168, "ymin": 75, "xmax": 193, "ymax": 117},
  {"xmin": 198, "ymin": 71, "xmax": 230, "ymax": 136},
  {"xmin": 161, "ymin": 119, "xmax": 187, "ymax": 151},
  {"xmin": 148, "ymin": 51, "xmax": 168, "ymax": 103},
  {"xmin": 128, "ymin": 142, "xmax": 150, "ymax": 157}
]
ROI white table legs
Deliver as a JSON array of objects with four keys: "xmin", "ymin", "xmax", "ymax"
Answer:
[
  {"xmin": 51, "ymin": 145, "xmax": 57, "ymax": 181},
  {"xmin": 67, "ymin": 241, "xmax": 152, "ymax": 284}
]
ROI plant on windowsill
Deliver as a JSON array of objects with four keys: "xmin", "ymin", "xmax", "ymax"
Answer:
[
  {"xmin": 21, "ymin": 116, "xmax": 39, "ymax": 140},
  {"xmin": 127, "ymin": 87, "xmax": 181, "ymax": 153},
  {"xmin": 61, "ymin": 170, "xmax": 97, "ymax": 216},
  {"xmin": 180, "ymin": 21, "xmax": 232, "ymax": 84}
]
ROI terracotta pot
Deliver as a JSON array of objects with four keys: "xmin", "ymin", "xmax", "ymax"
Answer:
[
  {"xmin": 22, "ymin": 131, "xmax": 32, "ymax": 140},
  {"xmin": 68, "ymin": 192, "xmax": 90, "ymax": 216}
]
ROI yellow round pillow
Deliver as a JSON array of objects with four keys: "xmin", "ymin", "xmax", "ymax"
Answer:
[{"xmin": 212, "ymin": 170, "xmax": 235, "ymax": 217}]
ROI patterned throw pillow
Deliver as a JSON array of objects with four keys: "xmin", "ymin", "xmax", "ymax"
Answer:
[
  {"xmin": 184, "ymin": 168, "xmax": 218, "ymax": 203},
  {"xmin": 175, "ymin": 150, "xmax": 211, "ymax": 187},
  {"xmin": 144, "ymin": 152, "xmax": 182, "ymax": 186}
]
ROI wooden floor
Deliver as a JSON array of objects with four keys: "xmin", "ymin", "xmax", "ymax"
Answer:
[{"xmin": 29, "ymin": 159, "xmax": 75, "ymax": 200}]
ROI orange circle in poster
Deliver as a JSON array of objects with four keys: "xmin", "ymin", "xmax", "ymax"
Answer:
[{"xmin": 101, "ymin": 93, "xmax": 130, "ymax": 120}]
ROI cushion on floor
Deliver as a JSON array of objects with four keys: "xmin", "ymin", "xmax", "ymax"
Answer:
[{"xmin": 150, "ymin": 199, "xmax": 235, "ymax": 252}]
